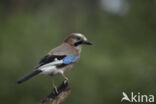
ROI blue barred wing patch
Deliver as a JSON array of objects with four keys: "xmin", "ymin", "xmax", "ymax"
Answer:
[{"xmin": 63, "ymin": 55, "xmax": 78, "ymax": 64}]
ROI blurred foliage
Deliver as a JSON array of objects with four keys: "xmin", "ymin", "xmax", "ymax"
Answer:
[{"xmin": 0, "ymin": 0, "xmax": 156, "ymax": 104}]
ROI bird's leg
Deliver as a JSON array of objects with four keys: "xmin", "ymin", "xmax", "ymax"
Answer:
[
  {"xmin": 52, "ymin": 78, "xmax": 58, "ymax": 94},
  {"xmin": 61, "ymin": 73, "xmax": 69, "ymax": 82}
]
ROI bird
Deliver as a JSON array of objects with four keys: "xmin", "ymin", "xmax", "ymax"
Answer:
[{"xmin": 16, "ymin": 33, "xmax": 92, "ymax": 91}]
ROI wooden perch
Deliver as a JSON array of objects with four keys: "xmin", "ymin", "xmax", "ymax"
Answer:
[{"xmin": 39, "ymin": 80, "xmax": 71, "ymax": 104}]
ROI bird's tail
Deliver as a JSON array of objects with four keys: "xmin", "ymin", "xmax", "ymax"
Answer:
[{"xmin": 16, "ymin": 70, "xmax": 42, "ymax": 84}]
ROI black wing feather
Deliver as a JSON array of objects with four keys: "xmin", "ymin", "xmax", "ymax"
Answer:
[{"xmin": 36, "ymin": 55, "xmax": 66, "ymax": 68}]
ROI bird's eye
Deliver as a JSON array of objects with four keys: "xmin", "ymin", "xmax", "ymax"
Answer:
[{"xmin": 75, "ymin": 36, "xmax": 81, "ymax": 40}]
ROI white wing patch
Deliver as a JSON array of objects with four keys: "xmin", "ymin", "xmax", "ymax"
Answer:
[{"xmin": 39, "ymin": 59, "xmax": 63, "ymax": 74}]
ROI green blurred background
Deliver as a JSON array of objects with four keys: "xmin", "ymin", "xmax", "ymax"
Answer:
[{"xmin": 0, "ymin": 0, "xmax": 156, "ymax": 104}]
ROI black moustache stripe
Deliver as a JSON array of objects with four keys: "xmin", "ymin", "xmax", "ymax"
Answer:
[{"xmin": 74, "ymin": 41, "xmax": 83, "ymax": 46}]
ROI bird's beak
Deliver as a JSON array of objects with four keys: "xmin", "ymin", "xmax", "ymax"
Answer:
[{"xmin": 83, "ymin": 40, "xmax": 93, "ymax": 45}]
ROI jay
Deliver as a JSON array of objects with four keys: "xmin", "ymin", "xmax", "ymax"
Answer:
[{"xmin": 16, "ymin": 33, "xmax": 92, "ymax": 90}]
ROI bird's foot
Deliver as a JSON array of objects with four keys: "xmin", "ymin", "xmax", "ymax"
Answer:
[
  {"xmin": 53, "ymin": 86, "xmax": 59, "ymax": 94},
  {"xmin": 64, "ymin": 78, "xmax": 69, "ymax": 84},
  {"xmin": 53, "ymin": 82, "xmax": 59, "ymax": 94},
  {"xmin": 65, "ymin": 77, "xmax": 68, "ymax": 81}
]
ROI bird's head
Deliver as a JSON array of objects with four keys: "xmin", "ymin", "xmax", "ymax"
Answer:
[{"xmin": 64, "ymin": 33, "xmax": 93, "ymax": 47}]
